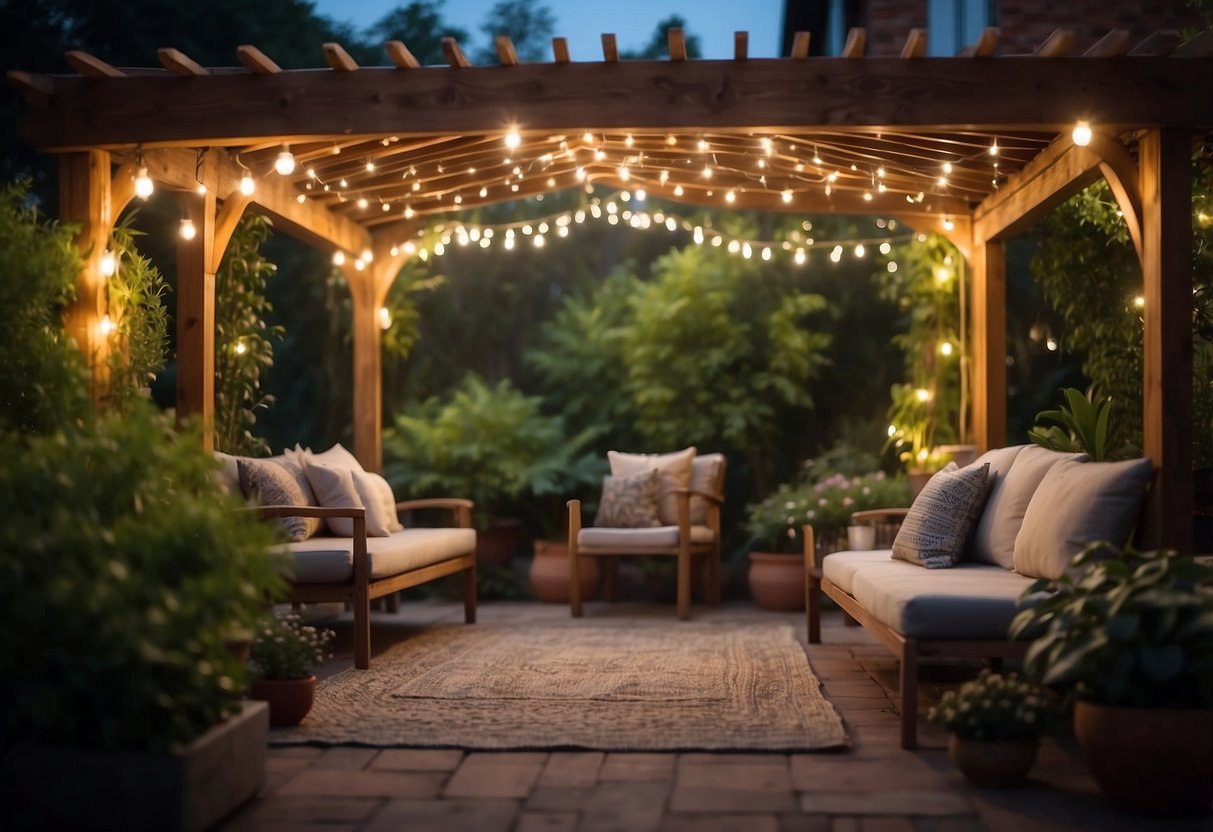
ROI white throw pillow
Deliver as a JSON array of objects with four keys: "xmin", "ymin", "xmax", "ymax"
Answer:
[
  {"xmin": 351, "ymin": 469, "xmax": 404, "ymax": 536},
  {"xmin": 608, "ymin": 447, "xmax": 697, "ymax": 526},
  {"xmin": 971, "ymin": 445, "xmax": 1088, "ymax": 569},
  {"xmin": 1013, "ymin": 457, "xmax": 1153, "ymax": 579},
  {"xmin": 304, "ymin": 463, "xmax": 366, "ymax": 536},
  {"xmin": 237, "ymin": 457, "xmax": 322, "ymax": 541},
  {"xmin": 892, "ymin": 462, "xmax": 992, "ymax": 569}
]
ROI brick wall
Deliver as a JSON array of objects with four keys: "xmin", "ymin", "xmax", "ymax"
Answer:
[{"xmin": 865, "ymin": 1, "xmax": 927, "ymax": 56}]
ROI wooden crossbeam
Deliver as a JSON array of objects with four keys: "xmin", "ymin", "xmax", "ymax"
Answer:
[
  {"xmin": 66, "ymin": 50, "xmax": 124, "ymax": 77},
  {"xmin": 237, "ymin": 45, "xmax": 281, "ymax": 74},
  {"xmin": 602, "ymin": 34, "xmax": 618, "ymax": 63},
  {"xmin": 1034, "ymin": 29, "xmax": 1075, "ymax": 57},
  {"xmin": 385, "ymin": 40, "xmax": 420, "ymax": 69},
  {"xmin": 1131, "ymin": 30, "xmax": 1181, "ymax": 56},
  {"xmin": 6, "ymin": 70, "xmax": 53, "ymax": 106},
  {"xmin": 901, "ymin": 29, "xmax": 927, "ymax": 59},
  {"xmin": 958, "ymin": 27, "xmax": 999, "ymax": 57},
  {"xmin": 158, "ymin": 47, "xmax": 208, "ymax": 76},
  {"xmin": 1084, "ymin": 30, "xmax": 1131, "ymax": 57},
  {"xmin": 323, "ymin": 42, "xmax": 359, "ymax": 71},
  {"xmin": 552, "ymin": 37, "xmax": 570, "ymax": 64},
  {"xmin": 496, "ymin": 36, "xmax": 519, "ymax": 66},
  {"xmin": 1176, "ymin": 30, "xmax": 1213, "ymax": 58},
  {"xmin": 790, "ymin": 32, "xmax": 810, "ymax": 59},
  {"xmin": 668, "ymin": 28, "xmax": 687, "ymax": 61},
  {"xmin": 734, "ymin": 31, "xmax": 748, "ymax": 61},
  {"xmin": 842, "ymin": 28, "xmax": 866, "ymax": 58},
  {"xmin": 442, "ymin": 37, "xmax": 470, "ymax": 67}
]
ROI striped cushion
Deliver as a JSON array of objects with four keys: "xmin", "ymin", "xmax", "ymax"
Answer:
[{"xmin": 892, "ymin": 463, "xmax": 991, "ymax": 569}]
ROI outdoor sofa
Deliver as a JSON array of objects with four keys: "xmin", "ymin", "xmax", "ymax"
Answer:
[
  {"xmin": 216, "ymin": 445, "xmax": 477, "ymax": 670},
  {"xmin": 804, "ymin": 445, "xmax": 1153, "ymax": 748}
]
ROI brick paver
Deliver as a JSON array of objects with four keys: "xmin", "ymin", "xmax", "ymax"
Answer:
[
  {"xmin": 369, "ymin": 748, "xmax": 465, "ymax": 771},
  {"xmin": 443, "ymin": 752, "xmax": 547, "ymax": 798}
]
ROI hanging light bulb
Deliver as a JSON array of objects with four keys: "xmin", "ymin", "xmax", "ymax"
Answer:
[
  {"xmin": 781, "ymin": 190, "xmax": 793, "ymax": 204},
  {"xmin": 240, "ymin": 172, "xmax": 255, "ymax": 196},
  {"xmin": 274, "ymin": 146, "xmax": 296, "ymax": 176},
  {"xmin": 378, "ymin": 307, "xmax": 392, "ymax": 330},
  {"xmin": 1072, "ymin": 121, "xmax": 1093, "ymax": 147},
  {"xmin": 134, "ymin": 167, "xmax": 154, "ymax": 200},
  {"xmin": 794, "ymin": 248, "xmax": 806, "ymax": 266},
  {"xmin": 332, "ymin": 251, "xmax": 346, "ymax": 266},
  {"xmin": 99, "ymin": 249, "xmax": 117, "ymax": 278},
  {"xmin": 99, "ymin": 314, "xmax": 115, "ymax": 336},
  {"xmin": 234, "ymin": 340, "xmax": 247, "ymax": 355},
  {"xmin": 504, "ymin": 129, "xmax": 522, "ymax": 150},
  {"xmin": 179, "ymin": 216, "xmax": 197, "ymax": 240}
]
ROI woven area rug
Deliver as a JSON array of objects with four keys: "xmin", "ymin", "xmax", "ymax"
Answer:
[{"xmin": 270, "ymin": 621, "xmax": 848, "ymax": 751}]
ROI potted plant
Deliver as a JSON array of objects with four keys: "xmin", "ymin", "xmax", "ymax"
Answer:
[
  {"xmin": 248, "ymin": 613, "xmax": 334, "ymax": 727},
  {"xmin": 1010, "ymin": 543, "xmax": 1213, "ymax": 816},
  {"xmin": 885, "ymin": 383, "xmax": 958, "ymax": 495},
  {"xmin": 745, "ymin": 467, "xmax": 911, "ymax": 610},
  {"xmin": 928, "ymin": 670, "xmax": 1054, "ymax": 787}
]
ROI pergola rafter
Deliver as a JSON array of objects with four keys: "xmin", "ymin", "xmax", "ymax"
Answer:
[{"xmin": 9, "ymin": 25, "xmax": 1210, "ymax": 550}]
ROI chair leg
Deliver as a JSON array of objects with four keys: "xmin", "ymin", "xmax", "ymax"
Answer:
[
  {"xmin": 676, "ymin": 550, "xmax": 691, "ymax": 620},
  {"xmin": 806, "ymin": 570, "xmax": 821, "ymax": 644},
  {"xmin": 570, "ymin": 544, "xmax": 583, "ymax": 618},
  {"xmin": 354, "ymin": 587, "xmax": 372, "ymax": 670},
  {"xmin": 899, "ymin": 640, "xmax": 919, "ymax": 749},
  {"xmin": 463, "ymin": 559, "xmax": 477, "ymax": 624}
]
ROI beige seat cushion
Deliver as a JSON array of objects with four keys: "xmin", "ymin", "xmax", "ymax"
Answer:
[
  {"xmin": 821, "ymin": 549, "xmax": 898, "ymax": 594},
  {"xmin": 286, "ymin": 527, "xmax": 476, "ymax": 583},
  {"xmin": 578, "ymin": 525, "xmax": 716, "ymax": 550},
  {"xmin": 848, "ymin": 559, "xmax": 1036, "ymax": 639},
  {"xmin": 608, "ymin": 447, "xmax": 696, "ymax": 525}
]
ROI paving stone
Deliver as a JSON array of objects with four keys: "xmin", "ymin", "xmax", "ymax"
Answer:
[
  {"xmin": 311, "ymin": 746, "xmax": 380, "ymax": 770},
  {"xmin": 679, "ymin": 753, "xmax": 789, "ymax": 766},
  {"xmin": 580, "ymin": 781, "xmax": 669, "ymax": 832},
  {"xmin": 831, "ymin": 819, "xmax": 861, "ymax": 832},
  {"xmin": 364, "ymin": 797, "xmax": 520, "ymax": 832},
  {"xmin": 912, "ymin": 818, "xmax": 992, "ymax": 831},
  {"xmin": 599, "ymin": 753, "xmax": 677, "ymax": 781},
  {"xmin": 824, "ymin": 681, "xmax": 889, "ymax": 698},
  {"xmin": 858, "ymin": 818, "xmax": 916, "ymax": 832},
  {"xmin": 670, "ymin": 762, "xmax": 796, "ymax": 812},
  {"xmin": 517, "ymin": 811, "xmax": 579, "ymax": 832},
  {"xmin": 444, "ymin": 752, "xmax": 546, "ymax": 798},
  {"xmin": 276, "ymin": 768, "xmax": 446, "ymax": 799},
  {"xmin": 526, "ymin": 786, "xmax": 594, "ymax": 811},
  {"xmin": 370, "ymin": 748, "xmax": 465, "ymax": 771},
  {"xmin": 777, "ymin": 815, "xmax": 831, "ymax": 832},
  {"xmin": 539, "ymin": 752, "xmax": 604, "ymax": 787},
  {"xmin": 829, "ymin": 697, "xmax": 896, "ymax": 712},
  {"xmin": 800, "ymin": 791, "xmax": 973, "ymax": 816},
  {"xmin": 221, "ymin": 819, "xmax": 358, "ymax": 832},
  {"xmin": 267, "ymin": 755, "xmax": 315, "ymax": 774},
  {"xmin": 229, "ymin": 795, "xmax": 382, "ymax": 824},
  {"xmin": 267, "ymin": 746, "xmax": 325, "ymax": 761},
  {"xmin": 791, "ymin": 755, "xmax": 954, "ymax": 793},
  {"xmin": 659, "ymin": 813, "xmax": 780, "ymax": 832}
]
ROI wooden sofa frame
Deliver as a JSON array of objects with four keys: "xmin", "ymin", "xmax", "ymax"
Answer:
[
  {"xmin": 804, "ymin": 508, "xmax": 1028, "ymax": 749},
  {"xmin": 256, "ymin": 498, "xmax": 476, "ymax": 670}
]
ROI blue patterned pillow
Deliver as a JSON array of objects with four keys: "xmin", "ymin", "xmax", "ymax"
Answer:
[
  {"xmin": 594, "ymin": 469, "xmax": 663, "ymax": 528},
  {"xmin": 892, "ymin": 462, "xmax": 992, "ymax": 568}
]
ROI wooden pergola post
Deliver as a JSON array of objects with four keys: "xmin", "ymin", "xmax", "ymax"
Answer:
[
  {"xmin": 969, "ymin": 239, "xmax": 1007, "ymax": 453},
  {"xmin": 1139, "ymin": 129, "xmax": 1194, "ymax": 551},
  {"xmin": 60, "ymin": 150, "xmax": 113, "ymax": 403},
  {"xmin": 347, "ymin": 264, "xmax": 384, "ymax": 473},
  {"xmin": 176, "ymin": 184, "xmax": 217, "ymax": 448}
]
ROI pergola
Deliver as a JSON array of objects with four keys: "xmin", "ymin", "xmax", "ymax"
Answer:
[{"xmin": 9, "ymin": 25, "xmax": 1213, "ymax": 550}]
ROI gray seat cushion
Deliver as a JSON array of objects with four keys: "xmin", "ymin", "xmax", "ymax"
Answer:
[
  {"xmin": 285, "ymin": 528, "xmax": 476, "ymax": 583},
  {"xmin": 846, "ymin": 558, "xmax": 1035, "ymax": 639},
  {"xmin": 578, "ymin": 525, "xmax": 716, "ymax": 550},
  {"xmin": 821, "ymin": 549, "xmax": 898, "ymax": 594}
]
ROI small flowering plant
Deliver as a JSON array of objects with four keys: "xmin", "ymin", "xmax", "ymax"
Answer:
[
  {"xmin": 745, "ymin": 469, "xmax": 912, "ymax": 553},
  {"xmin": 928, "ymin": 670, "xmax": 1054, "ymax": 741},
  {"xmin": 249, "ymin": 613, "xmax": 334, "ymax": 680}
]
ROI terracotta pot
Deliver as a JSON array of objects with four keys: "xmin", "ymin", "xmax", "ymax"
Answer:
[
  {"xmin": 907, "ymin": 469, "xmax": 933, "ymax": 497},
  {"xmin": 747, "ymin": 551, "xmax": 805, "ymax": 611},
  {"xmin": 1074, "ymin": 700, "xmax": 1213, "ymax": 816},
  {"xmin": 529, "ymin": 540, "xmax": 599, "ymax": 603},
  {"xmin": 250, "ymin": 675, "xmax": 317, "ymax": 727},
  {"xmin": 477, "ymin": 518, "xmax": 522, "ymax": 566},
  {"xmin": 948, "ymin": 735, "xmax": 1038, "ymax": 788}
]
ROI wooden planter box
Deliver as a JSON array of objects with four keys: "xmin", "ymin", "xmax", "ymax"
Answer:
[{"xmin": 2, "ymin": 700, "xmax": 268, "ymax": 831}]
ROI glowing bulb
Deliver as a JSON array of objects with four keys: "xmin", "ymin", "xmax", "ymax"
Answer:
[
  {"xmin": 940, "ymin": 341, "xmax": 954, "ymax": 356},
  {"xmin": 234, "ymin": 340, "xmax": 247, "ymax": 355},
  {"xmin": 356, "ymin": 197, "xmax": 369, "ymax": 210},
  {"xmin": 794, "ymin": 248, "xmax": 806, "ymax": 265},
  {"xmin": 742, "ymin": 243, "xmax": 753, "ymax": 260},
  {"xmin": 582, "ymin": 132, "xmax": 594, "ymax": 143},
  {"xmin": 761, "ymin": 137, "xmax": 773, "ymax": 154},
  {"xmin": 99, "ymin": 250, "xmax": 117, "ymax": 278},
  {"xmin": 989, "ymin": 142, "xmax": 1000, "ymax": 156},
  {"xmin": 887, "ymin": 262, "xmax": 898, "ymax": 273},
  {"xmin": 942, "ymin": 218, "xmax": 955, "ymax": 231},
  {"xmin": 725, "ymin": 190, "xmax": 735, "ymax": 203},
  {"xmin": 195, "ymin": 183, "xmax": 207, "ymax": 195},
  {"xmin": 240, "ymin": 173, "xmax": 255, "ymax": 196},
  {"xmin": 99, "ymin": 314, "xmax": 115, "ymax": 336},
  {"xmin": 888, "ymin": 424, "xmax": 897, "ymax": 437},
  {"xmin": 134, "ymin": 167, "xmax": 154, "ymax": 200},
  {"xmin": 761, "ymin": 247, "xmax": 772, "ymax": 261},
  {"xmin": 781, "ymin": 190, "xmax": 793, "ymax": 204},
  {"xmin": 1046, "ymin": 337, "xmax": 1058, "ymax": 351},
  {"xmin": 693, "ymin": 227, "xmax": 704, "ymax": 245},
  {"xmin": 1134, "ymin": 295, "xmax": 1145, "ymax": 308},
  {"xmin": 625, "ymin": 134, "xmax": 634, "ymax": 147},
  {"xmin": 354, "ymin": 258, "xmax": 365, "ymax": 270},
  {"xmin": 728, "ymin": 240, "xmax": 740, "ymax": 254},
  {"xmin": 1072, "ymin": 121, "xmax": 1093, "ymax": 147},
  {"xmin": 617, "ymin": 166, "xmax": 630, "ymax": 181},
  {"xmin": 915, "ymin": 388, "xmax": 931, "ymax": 402},
  {"xmin": 504, "ymin": 237, "xmax": 515, "ymax": 250},
  {"xmin": 698, "ymin": 139, "xmax": 709, "ymax": 151},
  {"xmin": 534, "ymin": 234, "xmax": 545, "ymax": 248},
  {"xmin": 942, "ymin": 162, "xmax": 953, "ymax": 174},
  {"xmin": 504, "ymin": 130, "xmax": 522, "ymax": 150},
  {"xmin": 879, "ymin": 242, "xmax": 892, "ymax": 255},
  {"xmin": 830, "ymin": 246, "xmax": 842, "ymax": 263},
  {"xmin": 378, "ymin": 307, "xmax": 392, "ymax": 330},
  {"xmin": 332, "ymin": 251, "xmax": 346, "ymax": 266},
  {"xmin": 854, "ymin": 244, "xmax": 865, "ymax": 258},
  {"xmin": 934, "ymin": 266, "xmax": 951, "ymax": 284},
  {"xmin": 404, "ymin": 207, "xmax": 415, "ymax": 219},
  {"xmin": 634, "ymin": 189, "xmax": 646, "ymax": 202},
  {"xmin": 673, "ymin": 185, "xmax": 684, "ymax": 196},
  {"xmin": 296, "ymin": 194, "xmax": 306, "ymax": 204},
  {"xmin": 274, "ymin": 148, "xmax": 296, "ymax": 175},
  {"xmin": 179, "ymin": 217, "xmax": 196, "ymax": 240},
  {"xmin": 702, "ymin": 166, "xmax": 712, "ymax": 179},
  {"xmin": 360, "ymin": 249, "xmax": 373, "ymax": 263},
  {"xmin": 365, "ymin": 160, "xmax": 375, "ymax": 172}
]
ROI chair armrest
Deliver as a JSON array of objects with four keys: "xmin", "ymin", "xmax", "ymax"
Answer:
[
  {"xmin": 850, "ymin": 508, "xmax": 910, "ymax": 525},
  {"xmin": 396, "ymin": 498, "xmax": 474, "ymax": 528},
  {"xmin": 246, "ymin": 505, "xmax": 366, "ymax": 521}
]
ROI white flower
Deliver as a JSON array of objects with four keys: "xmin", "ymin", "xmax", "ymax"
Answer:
[
  {"xmin": 786, "ymin": 528, "xmax": 796, "ymax": 539},
  {"xmin": 785, "ymin": 500, "xmax": 796, "ymax": 510}
]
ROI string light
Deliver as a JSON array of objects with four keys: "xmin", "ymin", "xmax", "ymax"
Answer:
[
  {"xmin": 915, "ymin": 388, "xmax": 931, "ymax": 402},
  {"xmin": 274, "ymin": 146, "xmax": 296, "ymax": 176},
  {"xmin": 504, "ymin": 129, "xmax": 522, "ymax": 150},
  {"xmin": 240, "ymin": 171, "xmax": 255, "ymax": 196},
  {"xmin": 99, "ymin": 314, "xmax": 115, "ymax": 337},
  {"xmin": 99, "ymin": 250, "xmax": 117, "ymax": 278},
  {"xmin": 1072, "ymin": 121, "xmax": 1093, "ymax": 147},
  {"xmin": 134, "ymin": 167, "xmax": 154, "ymax": 200},
  {"xmin": 378, "ymin": 307, "xmax": 392, "ymax": 330},
  {"xmin": 234, "ymin": 340, "xmax": 247, "ymax": 355},
  {"xmin": 332, "ymin": 251, "xmax": 346, "ymax": 266},
  {"xmin": 179, "ymin": 215, "xmax": 196, "ymax": 240},
  {"xmin": 939, "ymin": 341, "xmax": 954, "ymax": 356}
]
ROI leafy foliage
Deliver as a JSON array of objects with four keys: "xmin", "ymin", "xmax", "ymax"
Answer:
[
  {"xmin": 622, "ymin": 15, "xmax": 702, "ymax": 59},
  {"xmin": 475, "ymin": 0, "xmax": 554, "ymax": 63},
  {"xmin": 1010, "ymin": 543, "xmax": 1213, "ymax": 709},
  {"xmin": 384, "ymin": 373, "xmax": 602, "ymax": 529},
  {"xmin": 928, "ymin": 670, "xmax": 1055, "ymax": 741},
  {"xmin": 214, "ymin": 215, "xmax": 283, "ymax": 456},
  {"xmin": 366, "ymin": 0, "xmax": 469, "ymax": 65},
  {"xmin": 1029, "ymin": 386, "xmax": 1132, "ymax": 461},
  {"xmin": 0, "ymin": 180, "xmax": 88, "ymax": 435},
  {"xmin": 105, "ymin": 214, "xmax": 169, "ymax": 408},
  {"xmin": 250, "ymin": 613, "xmax": 333, "ymax": 680}
]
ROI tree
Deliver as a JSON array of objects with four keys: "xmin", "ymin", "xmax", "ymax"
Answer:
[
  {"xmin": 623, "ymin": 15, "xmax": 702, "ymax": 59},
  {"xmin": 475, "ymin": 0, "xmax": 555, "ymax": 63},
  {"xmin": 366, "ymin": 1, "xmax": 469, "ymax": 65}
]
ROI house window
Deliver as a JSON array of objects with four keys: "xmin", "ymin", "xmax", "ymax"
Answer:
[{"xmin": 928, "ymin": 0, "xmax": 995, "ymax": 56}]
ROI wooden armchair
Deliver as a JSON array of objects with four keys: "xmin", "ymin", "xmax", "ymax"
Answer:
[{"xmin": 567, "ymin": 455, "xmax": 726, "ymax": 619}]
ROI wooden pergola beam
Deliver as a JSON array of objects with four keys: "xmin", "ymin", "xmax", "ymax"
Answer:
[
  {"xmin": 958, "ymin": 28, "xmax": 999, "ymax": 58},
  {"xmin": 21, "ymin": 58, "xmax": 1213, "ymax": 152},
  {"xmin": 237, "ymin": 45, "xmax": 281, "ymax": 74},
  {"xmin": 158, "ymin": 48, "xmax": 208, "ymax": 76},
  {"xmin": 495, "ymin": 36, "xmax": 519, "ymax": 66},
  {"xmin": 442, "ymin": 37, "xmax": 471, "ymax": 68},
  {"xmin": 668, "ymin": 28, "xmax": 687, "ymax": 61},
  {"xmin": 323, "ymin": 42, "xmax": 359, "ymax": 71},
  {"xmin": 65, "ymin": 50, "xmax": 123, "ymax": 77},
  {"xmin": 552, "ymin": 37, "xmax": 570, "ymax": 64},
  {"xmin": 901, "ymin": 29, "xmax": 928, "ymax": 59},
  {"xmin": 790, "ymin": 32, "xmax": 810, "ymax": 59},
  {"xmin": 385, "ymin": 41, "xmax": 420, "ymax": 69},
  {"xmin": 734, "ymin": 32, "xmax": 748, "ymax": 61}
]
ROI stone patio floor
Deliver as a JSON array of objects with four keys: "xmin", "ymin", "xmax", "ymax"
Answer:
[{"xmin": 221, "ymin": 600, "xmax": 1211, "ymax": 832}]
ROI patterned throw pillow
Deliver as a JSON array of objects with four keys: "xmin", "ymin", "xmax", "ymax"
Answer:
[
  {"xmin": 238, "ymin": 457, "xmax": 322, "ymax": 541},
  {"xmin": 594, "ymin": 469, "xmax": 663, "ymax": 528},
  {"xmin": 607, "ymin": 447, "xmax": 696, "ymax": 526},
  {"xmin": 892, "ymin": 462, "xmax": 992, "ymax": 569}
]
